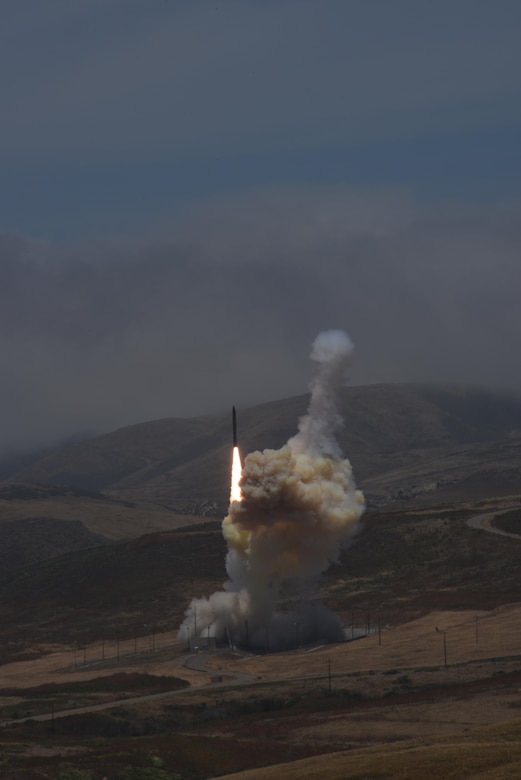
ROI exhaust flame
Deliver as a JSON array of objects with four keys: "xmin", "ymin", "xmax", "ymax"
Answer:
[
  {"xmin": 230, "ymin": 446, "xmax": 243, "ymax": 504},
  {"xmin": 178, "ymin": 329, "xmax": 365, "ymax": 651}
]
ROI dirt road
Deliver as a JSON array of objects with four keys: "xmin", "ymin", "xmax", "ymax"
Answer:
[
  {"xmin": 0, "ymin": 651, "xmax": 257, "ymax": 727},
  {"xmin": 466, "ymin": 507, "xmax": 521, "ymax": 538}
]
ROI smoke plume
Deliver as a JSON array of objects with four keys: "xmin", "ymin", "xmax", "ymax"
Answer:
[{"xmin": 178, "ymin": 330, "xmax": 365, "ymax": 651}]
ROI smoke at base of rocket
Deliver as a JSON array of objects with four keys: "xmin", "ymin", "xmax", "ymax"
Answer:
[{"xmin": 178, "ymin": 329, "xmax": 365, "ymax": 651}]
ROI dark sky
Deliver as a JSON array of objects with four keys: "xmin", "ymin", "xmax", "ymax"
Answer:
[{"xmin": 1, "ymin": 1, "xmax": 521, "ymax": 454}]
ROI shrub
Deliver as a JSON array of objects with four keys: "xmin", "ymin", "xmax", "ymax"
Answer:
[{"xmin": 56, "ymin": 770, "xmax": 93, "ymax": 780}]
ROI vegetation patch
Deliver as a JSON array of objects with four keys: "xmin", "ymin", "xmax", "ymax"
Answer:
[
  {"xmin": 0, "ymin": 672, "xmax": 187, "ymax": 698},
  {"xmin": 0, "ymin": 674, "xmax": 188, "ymax": 721},
  {"xmin": 493, "ymin": 507, "xmax": 521, "ymax": 535}
]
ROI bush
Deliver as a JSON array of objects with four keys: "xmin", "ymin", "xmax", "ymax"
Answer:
[{"xmin": 56, "ymin": 770, "xmax": 93, "ymax": 780}]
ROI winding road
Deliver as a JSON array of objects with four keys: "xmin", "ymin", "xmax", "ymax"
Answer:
[{"xmin": 466, "ymin": 507, "xmax": 521, "ymax": 539}]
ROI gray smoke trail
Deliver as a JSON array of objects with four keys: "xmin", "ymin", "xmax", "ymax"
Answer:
[
  {"xmin": 289, "ymin": 329, "xmax": 354, "ymax": 457},
  {"xmin": 178, "ymin": 330, "xmax": 364, "ymax": 651}
]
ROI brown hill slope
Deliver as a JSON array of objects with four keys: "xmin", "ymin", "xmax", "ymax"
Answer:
[
  {"xmin": 1, "ymin": 498, "xmax": 520, "ymax": 650},
  {"xmin": 0, "ymin": 516, "xmax": 107, "ymax": 578},
  {"xmin": 9, "ymin": 383, "xmax": 521, "ymax": 511},
  {"xmin": 0, "ymin": 482, "xmax": 205, "ymax": 539},
  {"xmin": 0, "ymin": 483, "xmax": 212, "ymax": 579}
]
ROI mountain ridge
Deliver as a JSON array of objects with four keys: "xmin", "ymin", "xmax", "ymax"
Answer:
[{"xmin": 4, "ymin": 382, "xmax": 521, "ymax": 512}]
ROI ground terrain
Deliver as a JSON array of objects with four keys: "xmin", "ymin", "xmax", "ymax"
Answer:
[
  {"xmin": 7, "ymin": 383, "xmax": 521, "ymax": 513},
  {"xmin": 0, "ymin": 499, "xmax": 520, "ymax": 777},
  {"xmin": 1, "ymin": 496, "xmax": 521, "ymax": 649},
  {"xmin": 1, "ymin": 384, "xmax": 521, "ymax": 776}
]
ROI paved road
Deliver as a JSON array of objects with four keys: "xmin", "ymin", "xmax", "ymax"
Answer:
[
  {"xmin": 466, "ymin": 507, "xmax": 521, "ymax": 539},
  {"xmin": 0, "ymin": 652, "xmax": 259, "ymax": 727},
  {"xmin": 182, "ymin": 651, "xmax": 258, "ymax": 684}
]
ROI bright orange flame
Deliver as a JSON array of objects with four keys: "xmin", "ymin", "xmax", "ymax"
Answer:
[{"xmin": 230, "ymin": 446, "xmax": 243, "ymax": 504}]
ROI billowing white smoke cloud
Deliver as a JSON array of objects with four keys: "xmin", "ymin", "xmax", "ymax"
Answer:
[{"xmin": 178, "ymin": 330, "xmax": 365, "ymax": 650}]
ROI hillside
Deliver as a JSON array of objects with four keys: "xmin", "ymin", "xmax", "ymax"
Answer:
[
  {"xmin": 0, "ymin": 483, "xmax": 212, "ymax": 578},
  {"xmin": 0, "ymin": 516, "xmax": 107, "ymax": 578},
  {"xmin": 7, "ymin": 383, "xmax": 521, "ymax": 511},
  {"xmin": 0, "ymin": 386, "xmax": 520, "ymax": 780},
  {"xmin": 0, "ymin": 523, "xmax": 228, "ymax": 648},
  {"xmin": 1, "ymin": 497, "xmax": 520, "ymax": 651}
]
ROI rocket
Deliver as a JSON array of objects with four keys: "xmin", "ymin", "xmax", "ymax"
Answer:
[{"xmin": 232, "ymin": 405, "xmax": 238, "ymax": 447}]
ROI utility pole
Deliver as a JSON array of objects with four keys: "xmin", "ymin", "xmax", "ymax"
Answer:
[{"xmin": 435, "ymin": 627, "xmax": 447, "ymax": 667}]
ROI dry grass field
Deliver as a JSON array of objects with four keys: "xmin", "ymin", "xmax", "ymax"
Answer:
[
  {"xmin": 207, "ymin": 603, "xmax": 521, "ymax": 680},
  {"xmin": 2, "ymin": 602, "xmax": 521, "ymax": 777},
  {"xmin": 0, "ymin": 483, "xmax": 204, "ymax": 540},
  {"xmin": 0, "ymin": 491, "xmax": 521, "ymax": 777},
  {"xmin": 2, "ymin": 603, "xmax": 521, "ymax": 695},
  {"xmin": 2, "ymin": 387, "xmax": 521, "ymax": 776},
  {"xmin": 212, "ymin": 724, "xmax": 521, "ymax": 780}
]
